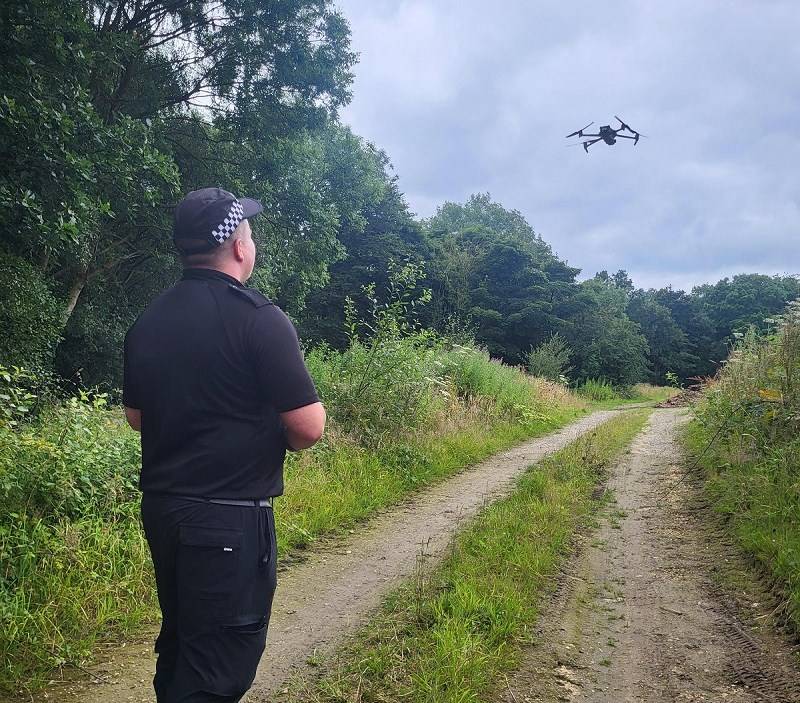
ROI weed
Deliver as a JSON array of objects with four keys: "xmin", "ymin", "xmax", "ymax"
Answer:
[{"xmin": 685, "ymin": 299, "xmax": 800, "ymax": 633}]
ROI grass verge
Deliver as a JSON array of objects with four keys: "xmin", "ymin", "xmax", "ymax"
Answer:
[
  {"xmin": 683, "ymin": 421, "xmax": 800, "ymax": 631},
  {"xmin": 680, "ymin": 305, "xmax": 800, "ymax": 635},
  {"xmin": 284, "ymin": 408, "xmax": 651, "ymax": 703}
]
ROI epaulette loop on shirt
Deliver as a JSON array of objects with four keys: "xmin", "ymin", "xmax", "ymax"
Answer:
[{"xmin": 228, "ymin": 284, "xmax": 273, "ymax": 308}]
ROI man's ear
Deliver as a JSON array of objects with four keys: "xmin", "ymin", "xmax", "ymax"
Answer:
[{"xmin": 232, "ymin": 237, "xmax": 245, "ymax": 262}]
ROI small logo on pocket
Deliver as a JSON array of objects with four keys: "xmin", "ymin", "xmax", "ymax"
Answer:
[{"xmin": 223, "ymin": 547, "xmax": 233, "ymax": 552}]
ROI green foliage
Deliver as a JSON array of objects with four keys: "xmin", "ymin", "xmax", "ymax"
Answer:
[
  {"xmin": 687, "ymin": 299, "xmax": 800, "ymax": 631},
  {"xmin": 660, "ymin": 274, "xmax": 800, "ymax": 380},
  {"xmin": 0, "ymin": 0, "xmax": 359, "ymax": 387},
  {"xmin": 578, "ymin": 378, "xmax": 619, "ymax": 402},
  {"xmin": 0, "ymin": 366, "xmax": 40, "ymax": 428},
  {"xmin": 563, "ymin": 278, "xmax": 649, "ymax": 386},
  {"xmin": 0, "ymin": 393, "xmax": 140, "ymax": 523},
  {"xmin": 0, "ymin": 254, "xmax": 62, "ymax": 370},
  {"xmin": 423, "ymin": 194, "xmax": 579, "ymax": 365},
  {"xmin": 527, "ymin": 332, "xmax": 572, "ymax": 383},
  {"xmin": 299, "ymin": 140, "xmax": 428, "ymax": 346},
  {"xmin": 0, "ymin": 370, "xmax": 146, "ymax": 691},
  {"xmin": 305, "ymin": 262, "xmax": 438, "ymax": 442},
  {"xmin": 627, "ymin": 290, "xmax": 689, "ymax": 384}
]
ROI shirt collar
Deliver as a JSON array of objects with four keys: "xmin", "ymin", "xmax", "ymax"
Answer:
[{"xmin": 181, "ymin": 268, "xmax": 244, "ymax": 288}]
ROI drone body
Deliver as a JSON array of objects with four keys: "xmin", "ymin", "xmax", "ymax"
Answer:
[{"xmin": 566, "ymin": 116, "xmax": 644, "ymax": 153}]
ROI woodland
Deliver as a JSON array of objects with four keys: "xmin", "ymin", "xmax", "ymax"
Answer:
[{"xmin": 3, "ymin": 1, "xmax": 799, "ymax": 391}]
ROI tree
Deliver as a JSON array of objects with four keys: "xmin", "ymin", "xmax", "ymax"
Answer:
[
  {"xmin": 651, "ymin": 286, "xmax": 716, "ymax": 380},
  {"xmin": 627, "ymin": 291, "xmax": 689, "ymax": 384},
  {"xmin": 423, "ymin": 194, "xmax": 580, "ymax": 364},
  {"xmin": 291, "ymin": 126, "xmax": 429, "ymax": 345},
  {"xmin": 692, "ymin": 274, "xmax": 800, "ymax": 340},
  {"xmin": 0, "ymin": 0, "xmax": 358, "ymax": 386},
  {"xmin": 562, "ymin": 279, "xmax": 649, "ymax": 386}
]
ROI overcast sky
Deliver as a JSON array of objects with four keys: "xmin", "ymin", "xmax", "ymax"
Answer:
[{"xmin": 333, "ymin": 0, "xmax": 800, "ymax": 291}]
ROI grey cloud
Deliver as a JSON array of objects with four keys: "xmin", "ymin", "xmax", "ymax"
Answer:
[{"xmin": 335, "ymin": 0, "xmax": 800, "ymax": 291}]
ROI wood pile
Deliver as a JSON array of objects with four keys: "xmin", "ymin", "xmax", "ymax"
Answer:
[{"xmin": 657, "ymin": 389, "xmax": 703, "ymax": 407}]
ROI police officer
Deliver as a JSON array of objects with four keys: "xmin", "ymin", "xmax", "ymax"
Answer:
[{"xmin": 122, "ymin": 187, "xmax": 326, "ymax": 702}]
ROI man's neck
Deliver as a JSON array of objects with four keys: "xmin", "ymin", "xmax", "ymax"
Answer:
[{"xmin": 184, "ymin": 263, "xmax": 245, "ymax": 284}]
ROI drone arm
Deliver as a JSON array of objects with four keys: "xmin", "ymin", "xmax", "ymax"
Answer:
[
  {"xmin": 565, "ymin": 121, "xmax": 594, "ymax": 138},
  {"xmin": 582, "ymin": 137, "xmax": 602, "ymax": 152}
]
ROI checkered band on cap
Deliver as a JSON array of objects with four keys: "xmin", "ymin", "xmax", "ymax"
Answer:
[{"xmin": 211, "ymin": 200, "xmax": 244, "ymax": 245}]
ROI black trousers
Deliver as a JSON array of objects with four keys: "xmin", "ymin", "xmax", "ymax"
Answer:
[{"xmin": 141, "ymin": 493, "xmax": 277, "ymax": 703}]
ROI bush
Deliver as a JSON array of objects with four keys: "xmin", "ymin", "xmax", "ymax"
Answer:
[
  {"xmin": 0, "ymin": 385, "xmax": 140, "ymax": 523},
  {"xmin": 0, "ymin": 252, "xmax": 62, "ymax": 371},
  {"xmin": 527, "ymin": 332, "xmax": 572, "ymax": 383},
  {"xmin": 577, "ymin": 378, "xmax": 618, "ymax": 401},
  {"xmin": 304, "ymin": 262, "xmax": 442, "ymax": 443},
  {"xmin": 440, "ymin": 345, "xmax": 532, "ymax": 412},
  {"xmin": 0, "ymin": 372, "xmax": 146, "ymax": 691}
]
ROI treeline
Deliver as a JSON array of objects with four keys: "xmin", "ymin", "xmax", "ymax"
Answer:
[{"xmin": 2, "ymin": 1, "xmax": 799, "ymax": 391}]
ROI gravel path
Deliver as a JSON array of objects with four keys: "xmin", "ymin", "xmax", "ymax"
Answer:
[
  {"xmin": 500, "ymin": 408, "xmax": 800, "ymax": 703},
  {"xmin": 34, "ymin": 409, "xmax": 621, "ymax": 703}
]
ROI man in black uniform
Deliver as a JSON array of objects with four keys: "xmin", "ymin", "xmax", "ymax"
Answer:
[{"xmin": 123, "ymin": 187, "xmax": 326, "ymax": 702}]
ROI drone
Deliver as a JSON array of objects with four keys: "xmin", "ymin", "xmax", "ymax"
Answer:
[{"xmin": 566, "ymin": 116, "xmax": 645, "ymax": 153}]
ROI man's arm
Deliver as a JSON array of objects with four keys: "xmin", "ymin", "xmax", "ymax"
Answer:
[
  {"xmin": 122, "ymin": 330, "xmax": 142, "ymax": 432},
  {"xmin": 280, "ymin": 402, "xmax": 326, "ymax": 450},
  {"xmin": 249, "ymin": 305, "xmax": 325, "ymax": 450},
  {"xmin": 124, "ymin": 406, "xmax": 142, "ymax": 432}
]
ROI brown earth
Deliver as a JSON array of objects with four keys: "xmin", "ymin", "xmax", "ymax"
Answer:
[
  {"xmin": 500, "ymin": 408, "xmax": 800, "ymax": 703},
  {"xmin": 21, "ymin": 410, "xmax": 623, "ymax": 703},
  {"xmin": 657, "ymin": 390, "xmax": 702, "ymax": 408}
]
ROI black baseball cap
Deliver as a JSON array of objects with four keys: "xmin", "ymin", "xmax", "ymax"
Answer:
[{"xmin": 173, "ymin": 187, "xmax": 263, "ymax": 254}]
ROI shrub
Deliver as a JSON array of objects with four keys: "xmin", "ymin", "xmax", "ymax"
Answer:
[
  {"xmin": 526, "ymin": 333, "xmax": 572, "ymax": 383},
  {"xmin": 305, "ymin": 261, "xmax": 442, "ymax": 443},
  {"xmin": 0, "ymin": 253, "xmax": 62, "ymax": 371},
  {"xmin": 577, "ymin": 378, "xmax": 618, "ymax": 401}
]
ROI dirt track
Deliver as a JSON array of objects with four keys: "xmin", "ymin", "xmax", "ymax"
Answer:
[
  {"xmin": 501, "ymin": 409, "xmax": 800, "ymax": 703},
  {"xmin": 37, "ymin": 409, "xmax": 621, "ymax": 703}
]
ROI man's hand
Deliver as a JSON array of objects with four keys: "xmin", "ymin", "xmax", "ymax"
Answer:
[
  {"xmin": 280, "ymin": 402, "xmax": 326, "ymax": 450},
  {"xmin": 124, "ymin": 406, "xmax": 142, "ymax": 432}
]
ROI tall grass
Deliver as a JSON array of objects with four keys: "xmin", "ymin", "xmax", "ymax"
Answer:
[
  {"xmin": 0, "ymin": 337, "xmax": 587, "ymax": 693},
  {"xmin": 577, "ymin": 377, "xmax": 618, "ymax": 401},
  {"xmin": 685, "ymin": 299, "xmax": 800, "ymax": 631}
]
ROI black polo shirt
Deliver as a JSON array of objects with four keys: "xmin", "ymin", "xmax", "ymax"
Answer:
[{"xmin": 122, "ymin": 268, "xmax": 319, "ymax": 499}]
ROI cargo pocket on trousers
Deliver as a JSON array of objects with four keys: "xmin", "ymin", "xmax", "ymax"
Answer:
[
  {"xmin": 177, "ymin": 524, "xmax": 243, "ymax": 621},
  {"xmin": 218, "ymin": 618, "xmax": 269, "ymax": 695}
]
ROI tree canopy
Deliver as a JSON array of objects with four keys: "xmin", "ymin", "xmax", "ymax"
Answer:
[{"xmin": 2, "ymin": 3, "xmax": 798, "ymax": 390}]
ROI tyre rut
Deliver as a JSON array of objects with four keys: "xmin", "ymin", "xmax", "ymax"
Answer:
[{"xmin": 500, "ymin": 409, "xmax": 800, "ymax": 703}]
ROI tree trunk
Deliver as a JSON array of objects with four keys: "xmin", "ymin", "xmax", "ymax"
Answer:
[
  {"xmin": 38, "ymin": 248, "xmax": 50, "ymax": 274},
  {"xmin": 62, "ymin": 267, "xmax": 89, "ymax": 327}
]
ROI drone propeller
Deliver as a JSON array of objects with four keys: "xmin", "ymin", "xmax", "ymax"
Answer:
[
  {"xmin": 565, "ymin": 122, "xmax": 593, "ymax": 138},
  {"xmin": 615, "ymin": 115, "xmax": 646, "ymax": 137}
]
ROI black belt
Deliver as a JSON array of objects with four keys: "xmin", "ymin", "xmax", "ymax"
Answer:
[{"xmin": 178, "ymin": 495, "xmax": 274, "ymax": 508}]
